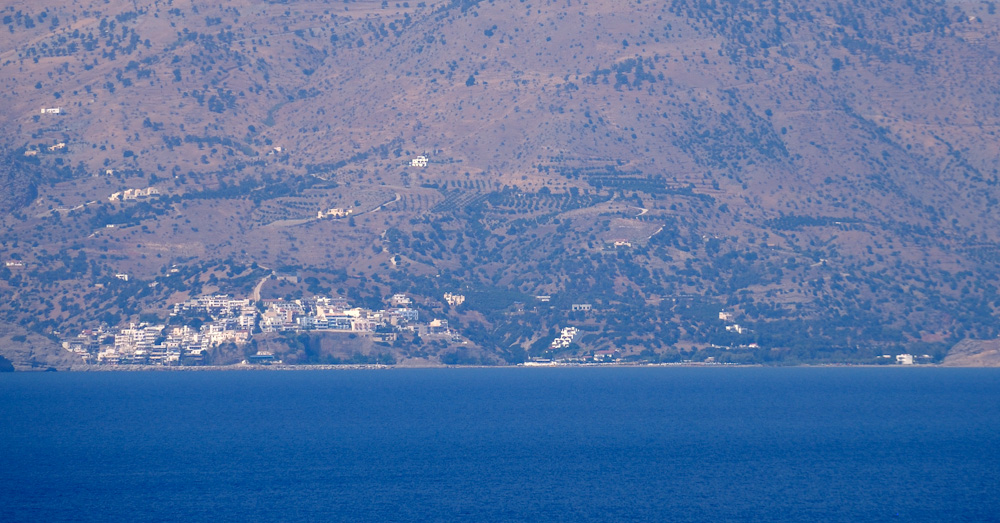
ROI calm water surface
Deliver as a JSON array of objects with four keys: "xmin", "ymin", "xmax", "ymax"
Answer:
[{"xmin": 1, "ymin": 367, "xmax": 998, "ymax": 522}]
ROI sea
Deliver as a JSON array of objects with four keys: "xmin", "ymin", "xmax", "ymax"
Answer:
[{"xmin": 1, "ymin": 367, "xmax": 998, "ymax": 522}]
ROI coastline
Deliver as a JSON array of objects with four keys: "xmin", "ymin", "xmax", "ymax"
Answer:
[{"xmin": 39, "ymin": 362, "xmax": 968, "ymax": 372}]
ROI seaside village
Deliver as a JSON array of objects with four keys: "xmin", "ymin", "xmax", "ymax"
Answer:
[
  {"xmin": 59, "ymin": 295, "xmax": 928, "ymax": 367},
  {"xmin": 61, "ymin": 293, "xmax": 456, "ymax": 366}
]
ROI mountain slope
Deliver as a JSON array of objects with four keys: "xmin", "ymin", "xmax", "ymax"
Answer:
[{"xmin": 1, "ymin": 0, "xmax": 999, "ymax": 367}]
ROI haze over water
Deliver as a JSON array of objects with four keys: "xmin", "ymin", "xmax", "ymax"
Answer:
[{"xmin": 2, "ymin": 368, "xmax": 998, "ymax": 522}]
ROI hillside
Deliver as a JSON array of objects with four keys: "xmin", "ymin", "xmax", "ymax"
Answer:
[
  {"xmin": 943, "ymin": 338, "xmax": 1000, "ymax": 366},
  {"xmin": 1, "ymin": 0, "xmax": 999, "ymax": 368}
]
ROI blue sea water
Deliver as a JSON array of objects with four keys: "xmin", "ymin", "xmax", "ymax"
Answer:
[{"xmin": 1, "ymin": 368, "xmax": 999, "ymax": 522}]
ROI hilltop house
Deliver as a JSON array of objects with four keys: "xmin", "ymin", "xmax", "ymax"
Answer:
[
  {"xmin": 410, "ymin": 155, "xmax": 428, "ymax": 167},
  {"xmin": 444, "ymin": 292, "xmax": 466, "ymax": 306},
  {"xmin": 317, "ymin": 207, "xmax": 352, "ymax": 219}
]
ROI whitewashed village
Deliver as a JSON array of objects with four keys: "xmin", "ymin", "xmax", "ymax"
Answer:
[
  {"xmin": 58, "ymin": 293, "xmax": 927, "ymax": 367},
  {"xmin": 61, "ymin": 293, "xmax": 457, "ymax": 366}
]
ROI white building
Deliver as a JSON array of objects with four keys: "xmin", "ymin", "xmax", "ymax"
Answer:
[
  {"xmin": 390, "ymin": 293, "xmax": 412, "ymax": 307},
  {"xmin": 113, "ymin": 323, "xmax": 164, "ymax": 353},
  {"xmin": 896, "ymin": 354, "xmax": 914, "ymax": 365},
  {"xmin": 390, "ymin": 308, "xmax": 419, "ymax": 323},
  {"xmin": 351, "ymin": 317, "xmax": 375, "ymax": 332},
  {"xmin": 444, "ymin": 293, "xmax": 466, "ymax": 306},
  {"xmin": 317, "ymin": 207, "xmax": 352, "ymax": 219},
  {"xmin": 410, "ymin": 155, "xmax": 428, "ymax": 167}
]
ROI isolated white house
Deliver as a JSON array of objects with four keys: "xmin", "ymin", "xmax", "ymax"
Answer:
[
  {"xmin": 444, "ymin": 293, "xmax": 466, "ymax": 306},
  {"xmin": 317, "ymin": 208, "xmax": 352, "ymax": 219}
]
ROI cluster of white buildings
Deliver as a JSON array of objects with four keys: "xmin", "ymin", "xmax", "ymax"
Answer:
[
  {"xmin": 63, "ymin": 293, "xmax": 461, "ymax": 366},
  {"xmin": 60, "ymin": 295, "xmax": 256, "ymax": 365},
  {"xmin": 101, "ymin": 324, "xmax": 171, "ymax": 364},
  {"xmin": 63, "ymin": 324, "xmax": 186, "ymax": 365},
  {"xmin": 592, "ymin": 349, "xmax": 621, "ymax": 362},
  {"xmin": 244, "ymin": 294, "xmax": 456, "ymax": 339},
  {"xmin": 719, "ymin": 310, "xmax": 748, "ymax": 335},
  {"xmin": 550, "ymin": 326, "xmax": 579, "ymax": 349},
  {"xmin": 80, "ymin": 296, "xmax": 260, "ymax": 364},
  {"xmin": 109, "ymin": 187, "xmax": 160, "ymax": 202},
  {"xmin": 444, "ymin": 292, "xmax": 465, "ymax": 306},
  {"xmin": 260, "ymin": 295, "xmax": 426, "ymax": 335},
  {"xmin": 173, "ymin": 294, "xmax": 254, "ymax": 316},
  {"xmin": 876, "ymin": 353, "xmax": 935, "ymax": 365},
  {"xmin": 94, "ymin": 323, "xmax": 252, "ymax": 365},
  {"xmin": 174, "ymin": 294, "xmax": 257, "ymax": 329},
  {"xmin": 62, "ymin": 327, "xmax": 114, "ymax": 357}
]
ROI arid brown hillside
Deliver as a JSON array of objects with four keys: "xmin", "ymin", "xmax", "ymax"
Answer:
[{"xmin": 1, "ymin": 0, "xmax": 999, "ymax": 368}]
